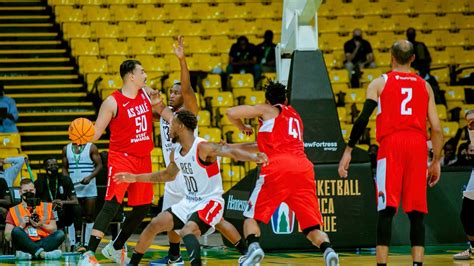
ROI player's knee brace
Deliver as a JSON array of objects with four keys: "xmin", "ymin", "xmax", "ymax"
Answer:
[
  {"xmin": 461, "ymin": 197, "xmax": 474, "ymax": 236},
  {"xmin": 93, "ymin": 199, "xmax": 121, "ymax": 232},
  {"xmin": 408, "ymin": 211, "xmax": 425, "ymax": 246},
  {"xmin": 376, "ymin": 207, "xmax": 396, "ymax": 246}
]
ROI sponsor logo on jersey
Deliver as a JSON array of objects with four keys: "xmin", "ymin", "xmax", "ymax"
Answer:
[{"xmin": 271, "ymin": 202, "xmax": 295, "ymax": 234}]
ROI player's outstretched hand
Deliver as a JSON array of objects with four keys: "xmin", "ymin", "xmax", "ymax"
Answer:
[
  {"xmin": 255, "ymin": 152, "xmax": 268, "ymax": 166},
  {"xmin": 173, "ymin": 35, "xmax": 185, "ymax": 60},
  {"xmin": 113, "ymin": 172, "xmax": 137, "ymax": 184},
  {"xmin": 241, "ymin": 124, "xmax": 253, "ymax": 136},
  {"xmin": 338, "ymin": 148, "xmax": 352, "ymax": 178},
  {"xmin": 428, "ymin": 160, "xmax": 441, "ymax": 187}
]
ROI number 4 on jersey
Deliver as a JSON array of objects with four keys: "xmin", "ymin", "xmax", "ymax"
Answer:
[{"xmin": 288, "ymin": 117, "xmax": 302, "ymax": 140}]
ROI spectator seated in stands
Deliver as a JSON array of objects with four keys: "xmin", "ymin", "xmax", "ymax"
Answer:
[
  {"xmin": 226, "ymin": 36, "xmax": 262, "ymax": 83},
  {"xmin": 0, "ymin": 156, "xmax": 26, "ymax": 187},
  {"xmin": 256, "ymin": 30, "xmax": 276, "ymax": 73},
  {"xmin": 406, "ymin": 27, "xmax": 432, "ymax": 79},
  {"xmin": 344, "ymin": 28, "xmax": 376, "ymax": 87},
  {"xmin": 441, "ymin": 140, "xmax": 458, "ymax": 166},
  {"xmin": 454, "ymin": 142, "xmax": 474, "ymax": 166},
  {"xmin": 34, "ymin": 158, "xmax": 82, "ymax": 252},
  {"xmin": 0, "ymin": 176, "xmax": 11, "ymax": 225},
  {"xmin": 0, "ymin": 83, "xmax": 19, "ymax": 133},
  {"xmin": 4, "ymin": 178, "xmax": 64, "ymax": 260}
]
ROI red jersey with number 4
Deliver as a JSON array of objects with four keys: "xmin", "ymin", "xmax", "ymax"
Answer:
[
  {"xmin": 376, "ymin": 71, "xmax": 429, "ymax": 142},
  {"xmin": 109, "ymin": 89, "xmax": 154, "ymax": 156},
  {"xmin": 257, "ymin": 104, "xmax": 307, "ymax": 159}
]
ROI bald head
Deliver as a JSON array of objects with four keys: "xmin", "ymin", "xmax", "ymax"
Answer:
[{"xmin": 391, "ymin": 40, "xmax": 415, "ymax": 65}]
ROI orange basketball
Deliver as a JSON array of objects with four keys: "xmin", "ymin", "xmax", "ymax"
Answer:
[{"xmin": 68, "ymin": 118, "xmax": 95, "ymax": 145}]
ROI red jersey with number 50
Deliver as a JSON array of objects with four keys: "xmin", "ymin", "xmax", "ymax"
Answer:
[
  {"xmin": 376, "ymin": 71, "xmax": 428, "ymax": 142},
  {"xmin": 109, "ymin": 89, "xmax": 154, "ymax": 156},
  {"xmin": 257, "ymin": 104, "xmax": 307, "ymax": 159}
]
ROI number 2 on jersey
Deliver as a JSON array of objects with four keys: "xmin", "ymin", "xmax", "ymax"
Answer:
[
  {"xmin": 401, "ymin": 88, "xmax": 412, "ymax": 115},
  {"xmin": 288, "ymin": 117, "xmax": 301, "ymax": 140}
]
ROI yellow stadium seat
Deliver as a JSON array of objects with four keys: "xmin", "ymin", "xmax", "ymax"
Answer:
[
  {"xmin": 193, "ymin": 4, "xmax": 225, "ymax": 20},
  {"xmin": 262, "ymin": 72, "xmax": 276, "ymax": 84},
  {"xmin": 323, "ymin": 53, "xmax": 339, "ymax": 69},
  {"xmin": 107, "ymin": 55, "xmax": 127, "ymax": 73},
  {"xmin": 440, "ymin": 0, "xmax": 471, "ymax": 13},
  {"xmin": 110, "ymin": 5, "xmax": 139, "ymax": 21},
  {"xmin": 77, "ymin": 0, "xmax": 104, "ymax": 5},
  {"xmin": 83, "ymin": 6, "xmax": 111, "ymax": 22},
  {"xmin": 62, "ymin": 23, "xmax": 91, "ymax": 39},
  {"xmin": 340, "ymin": 124, "xmax": 352, "ymax": 141},
  {"xmin": 222, "ymin": 3, "xmax": 250, "ymax": 19},
  {"xmin": 251, "ymin": 2, "xmax": 281, "ymax": 19},
  {"xmin": 199, "ymin": 127, "xmax": 222, "ymax": 142},
  {"xmin": 186, "ymin": 37, "xmax": 214, "ymax": 54},
  {"xmin": 196, "ymin": 54, "xmax": 223, "ymax": 72},
  {"xmin": 361, "ymin": 68, "xmax": 384, "ymax": 84},
  {"xmin": 431, "ymin": 50, "xmax": 454, "ymax": 66},
  {"xmin": 223, "ymin": 125, "xmax": 255, "ymax": 143},
  {"xmin": 82, "ymin": 58, "xmax": 108, "ymax": 74},
  {"xmin": 165, "ymin": 4, "xmax": 192, "ymax": 20},
  {"xmin": 135, "ymin": 55, "xmax": 166, "ymax": 72},
  {"xmin": 444, "ymin": 86, "xmax": 465, "ymax": 102},
  {"xmin": 216, "ymin": 107, "xmax": 232, "ymax": 126},
  {"xmin": 431, "ymin": 68, "xmax": 450, "ymax": 84},
  {"xmin": 337, "ymin": 107, "xmax": 347, "ymax": 123},
  {"xmin": 332, "ymin": 83, "xmax": 349, "ymax": 94},
  {"xmin": 137, "ymin": 4, "xmax": 168, "ymax": 21},
  {"xmin": 100, "ymin": 74, "xmax": 122, "ymax": 90},
  {"xmin": 442, "ymin": 122, "xmax": 459, "ymax": 138},
  {"xmin": 436, "ymin": 105, "xmax": 447, "ymax": 120},
  {"xmin": 91, "ymin": 22, "xmax": 120, "ymax": 39},
  {"xmin": 329, "ymin": 70, "xmax": 349, "ymax": 84},
  {"xmin": 245, "ymin": 91, "xmax": 265, "ymax": 105},
  {"xmin": 346, "ymin": 89, "xmax": 366, "ymax": 104},
  {"xmin": 174, "ymin": 20, "xmax": 205, "ymax": 36},
  {"xmin": 49, "ymin": 0, "xmax": 75, "ymax": 5},
  {"xmin": 209, "ymin": 92, "xmax": 233, "ymax": 109},
  {"xmin": 211, "ymin": 36, "xmax": 234, "ymax": 53},
  {"xmin": 164, "ymin": 54, "xmax": 181, "ymax": 72},
  {"xmin": 454, "ymin": 49, "xmax": 474, "ymax": 65},
  {"xmin": 444, "ymin": 31, "xmax": 468, "ymax": 47},
  {"xmin": 100, "ymin": 39, "xmax": 128, "ymax": 56},
  {"xmin": 232, "ymin": 88, "xmax": 252, "ymax": 105},
  {"xmin": 203, "ymin": 74, "xmax": 222, "ymax": 90},
  {"xmin": 55, "ymin": 6, "xmax": 83, "ymax": 23},
  {"xmin": 128, "ymin": 38, "xmax": 156, "ymax": 55},
  {"xmin": 221, "ymin": 165, "xmax": 245, "ymax": 182},
  {"xmin": 0, "ymin": 133, "xmax": 21, "ymax": 152},
  {"xmin": 197, "ymin": 110, "xmax": 211, "ymax": 127},
  {"xmin": 155, "ymin": 37, "xmax": 175, "ymax": 55},
  {"xmin": 257, "ymin": 18, "xmax": 281, "ymax": 34},
  {"xmin": 234, "ymin": 20, "xmax": 260, "ymax": 36},
  {"xmin": 230, "ymin": 74, "xmax": 254, "ymax": 89},
  {"xmin": 461, "ymin": 104, "xmax": 474, "ymax": 119},
  {"xmin": 120, "ymin": 22, "xmax": 148, "ymax": 38},
  {"xmin": 148, "ymin": 21, "xmax": 177, "ymax": 37},
  {"xmin": 73, "ymin": 41, "xmax": 99, "ymax": 56},
  {"xmin": 203, "ymin": 20, "xmax": 232, "ymax": 36}
]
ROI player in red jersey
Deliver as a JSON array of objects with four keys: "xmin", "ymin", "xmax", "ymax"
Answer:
[
  {"xmin": 79, "ymin": 59, "xmax": 161, "ymax": 266},
  {"xmin": 226, "ymin": 81, "xmax": 339, "ymax": 266},
  {"xmin": 338, "ymin": 40, "xmax": 444, "ymax": 266}
]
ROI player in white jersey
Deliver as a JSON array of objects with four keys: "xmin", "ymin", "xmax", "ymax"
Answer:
[
  {"xmin": 62, "ymin": 141, "xmax": 102, "ymax": 252},
  {"xmin": 156, "ymin": 36, "xmax": 249, "ymax": 265},
  {"xmin": 454, "ymin": 110, "xmax": 474, "ymax": 260},
  {"xmin": 114, "ymin": 110, "xmax": 267, "ymax": 266}
]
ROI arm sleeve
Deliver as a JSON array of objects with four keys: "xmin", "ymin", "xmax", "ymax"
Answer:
[
  {"xmin": 8, "ymin": 98, "xmax": 19, "ymax": 121},
  {"xmin": 348, "ymin": 99, "xmax": 378, "ymax": 148},
  {"xmin": 4, "ymin": 156, "xmax": 24, "ymax": 186}
]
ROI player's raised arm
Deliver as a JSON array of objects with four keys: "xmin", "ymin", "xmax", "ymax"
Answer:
[
  {"xmin": 426, "ymin": 81, "xmax": 443, "ymax": 187},
  {"xmin": 93, "ymin": 96, "xmax": 117, "ymax": 141},
  {"xmin": 174, "ymin": 36, "xmax": 199, "ymax": 115},
  {"xmin": 226, "ymin": 104, "xmax": 274, "ymax": 135},
  {"xmin": 113, "ymin": 151, "xmax": 180, "ymax": 184},
  {"xmin": 338, "ymin": 77, "xmax": 382, "ymax": 178},
  {"xmin": 198, "ymin": 141, "xmax": 268, "ymax": 165}
]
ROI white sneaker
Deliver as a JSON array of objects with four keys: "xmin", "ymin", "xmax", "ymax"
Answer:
[
  {"xmin": 323, "ymin": 248, "xmax": 339, "ymax": 266},
  {"xmin": 78, "ymin": 251, "xmax": 101, "ymax": 266},
  {"xmin": 239, "ymin": 242, "xmax": 264, "ymax": 266},
  {"xmin": 101, "ymin": 241, "xmax": 130, "ymax": 265},
  {"xmin": 15, "ymin": 250, "xmax": 32, "ymax": 260},
  {"xmin": 453, "ymin": 248, "xmax": 473, "ymax": 260}
]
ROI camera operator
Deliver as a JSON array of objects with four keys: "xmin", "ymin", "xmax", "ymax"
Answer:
[
  {"xmin": 34, "ymin": 158, "xmax": 81, "ymax": 251},
  {"xmin": 4, "ymin": 178, "xmax": 64, "ymax": 260}
]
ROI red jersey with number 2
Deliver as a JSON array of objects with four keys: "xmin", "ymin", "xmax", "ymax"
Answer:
[
  {"xmin": 109, "ymin": 89, "xmax": 154, "ymax": 156},
  {"xmin": 257, "ymin": 104, "xmax": 307, "ymax": 159},
  {"xmin": 376, "ymin": 72, "xmax": 429, "ymax": 142}
]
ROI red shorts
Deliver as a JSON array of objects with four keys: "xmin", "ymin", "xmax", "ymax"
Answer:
[
  {"xmin": 376, "ymin": 132, "xmax": 428, "ymax": 213},
  {"xmin": 243, "ymin": 156, "xmax": 323, "ymax": 231},
  {"xmin": 105, "ymin": 150, "xmax": 153, "ymax": 206}
]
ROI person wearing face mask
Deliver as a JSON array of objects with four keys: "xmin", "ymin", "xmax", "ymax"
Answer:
[
  {"xmin": 34, "ymin": 158, "xmax": 81, "ymax": 252},
  {"xmin": 454, "ymin": 110, "xmax": 474, "ymax": 260},
  {"xmin": 4, "ymin": 178, "xmax": 64, "ymax": 260},
  {"xmin": 344, "ymin": 28, "xmax": 376, "ymax": 87}
]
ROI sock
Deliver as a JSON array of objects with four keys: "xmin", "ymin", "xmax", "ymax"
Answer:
[
  {"xmin": 183, "ymin": 234, "xmax": 201, "ymax": 266},
  {"xmin": 233, "ymin": 239, "xmax": 248, "ymax": 255},
  {"xmin": 85, "ymin": 223, "xmax": 94, "ymax": 246},
  {"xmin": 413, "ymin": 262, "xmax": 422, "ymax": 266},
  {"xmin": 377, "ymin": 264, "xmax": 387, "ymax": 266},
  {"xmin": 246, "ymin": 234, "xmax": 260, "ymax": 245},
  {"xmin": 87, "ymin": 236, "xmax": 102, "ymax": 253},
  {"xmin": 169, "ymin": 242, "xmax": 180, "ymax": 256},
  {"xmin": 319, "ymin": 242, "xmax": 332, "ymax": 254},
  {"xmin": 129, "ymin": 251, "xmax": 144, "ymax": 265},
  {"xmin": 67, "ymin": 225, "xmax": 76, "ymax": 246}
]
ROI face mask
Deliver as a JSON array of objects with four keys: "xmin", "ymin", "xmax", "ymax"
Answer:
[
  {"xmin": 353, "ymin": 35, "xmax": 362, "ymax": 41},
  {"xmin": 47, "ymin": 166, "xmax": 59, "ymax": 175},
  {"xmin": 22, "ymin": 191, "xmax": 35, "ymax": 202}
]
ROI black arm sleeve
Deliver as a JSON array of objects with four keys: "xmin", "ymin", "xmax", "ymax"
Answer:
[{"xmin": 348, "ymin": 99, "xmax": 378, "ymax": 148}]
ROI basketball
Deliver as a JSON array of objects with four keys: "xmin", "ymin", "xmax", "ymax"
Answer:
[{"xmin": 68, "ymin": 118, "xmax": 95, "ymax": 145}]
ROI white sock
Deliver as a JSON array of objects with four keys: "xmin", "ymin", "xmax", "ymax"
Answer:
[
  {"xmin": 85, "ymin": 223, "xmax": 94, "ymax": 246},
  {"xmin": 67, "ymin": 224, "xmax": 76, "ymax": 246}
]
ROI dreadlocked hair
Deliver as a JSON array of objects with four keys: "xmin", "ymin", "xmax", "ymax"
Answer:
[{"xmin": 264, "ymin": 79, "xmax": 287, "ymax": 105}]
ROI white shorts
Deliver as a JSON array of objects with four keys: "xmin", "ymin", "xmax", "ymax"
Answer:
[
  {"xmin": 171, "ymin": 197, "xmax": 224, "ymax": 236},
  {"xmin": 464, "ymin": 169, "xmax": 474, "ymax": 200},
  {"xmin": 162, "ymin": 172, "xmax": 186, "ymax": 211},
  {"xmin": 74, "ymin": 179, "xmax": 97, "ymax": 198}
]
